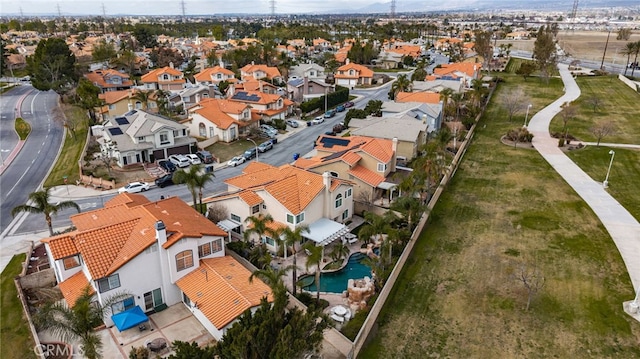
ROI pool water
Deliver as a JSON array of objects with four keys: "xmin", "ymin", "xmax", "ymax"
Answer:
[{"xmin": 303, "ymin": 252, "xmax": 373, "ymax": 293}]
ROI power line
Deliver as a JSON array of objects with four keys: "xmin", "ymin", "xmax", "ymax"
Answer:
[
  {"xmin": 390, "ymin": 0, "xmax": 396, "ymax": 17},
  {"xmin": 570, "ymin": 0, "xmax": 579, "ymax": 21},
  {"xmin": 270, "ymin": 0, "xmax": 276, "ymax": 16}
]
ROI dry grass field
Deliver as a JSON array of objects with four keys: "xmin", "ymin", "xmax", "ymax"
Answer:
[{"xmin": 360, "ymin": 64, "xmax": 640, "ymax": 358}]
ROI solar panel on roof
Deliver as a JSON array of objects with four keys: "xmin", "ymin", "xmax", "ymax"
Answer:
[
  {"xmin": 124, "ymin": 110, "xmax": 137, "ymax": 116},
  {"xmin": 108, "ymin": 127, "xmax": 123, "ymax": 135},
  {"xmin": 115, "ymin": 117, "xmax": 129, "ymax": 125},
  {"xmin": 320, "ymin": 137, "xmax": 350, "ymax": 148}
]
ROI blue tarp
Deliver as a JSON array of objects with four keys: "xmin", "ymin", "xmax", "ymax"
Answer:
[{"xmin": 111, "ymin": 306, "xmax": 148, "ymax": 331}]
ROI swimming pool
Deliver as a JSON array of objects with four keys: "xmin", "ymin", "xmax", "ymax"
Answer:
[{"xmin": 302, "ymin": 252, "xmax": 373, "ymax": 293}]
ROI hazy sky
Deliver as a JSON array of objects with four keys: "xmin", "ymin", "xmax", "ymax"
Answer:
[{"xmin": 0, "ymin": 0, "xmax": 387, "ymax": 16}]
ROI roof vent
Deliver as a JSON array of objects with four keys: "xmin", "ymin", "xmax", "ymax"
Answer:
[{"xmin": 155, "ymin": 220, "xmax": 166, "ymax": 231}]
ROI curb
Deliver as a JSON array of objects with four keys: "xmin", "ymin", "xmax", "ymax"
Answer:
[{"xmin": 0, "ymin": 90, "xmax": 32, "ymax": 175}]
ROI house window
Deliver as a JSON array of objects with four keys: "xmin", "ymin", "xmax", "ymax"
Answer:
[
  {"xmin": 263, "ymin": 236, "xmax": 275, "ymax": 246},
  {"xmin": 209, "ymin": 127, "xmax": 215, "ymax": 138},
  {"xmin": 199, "ymin": 123, "xmax": 206, "ymax": 137},
  {"xmin": 138, "ymin": 136, "xmax": 144, "ymax": 142},
  {"xmin": 377, "ymin": 163, "xmax": 387, "ymax": 172},
  {"xmin": 286, "ymin": 214, "xmax": 294, "ymax": 224},
  {"xmin": 108, "ymin": 104, "xmax": 115, "ymax": 110},
  {"xmin": 296, "ymin": 212, "xmax": 305, "ymax": 224},
  {"xmin": 251, "ymin": 205, "xmax": 260, "ymax": 214},
  {"xmin": 335, "ymin": 194, "xmax": 343, "ymax": 208},
  {"xmin": 342, "ymin": 209, "xmax": 349, "ymax": 221},
  {"xmin": 135, "ymin": 101, "xmax": 142, "ymax": 109},
  {"xmin": 97, "ymin": 274, "xmax": 120, "ymax": 293},
  {"xmin": 160, "ymin": 132, "xmax": 169, "ymax": 145},
  {"xmin": 62, "ymin": 255, "xmax": 80, "ymax": 270},
  {"xmin": 163, "ymin": 74, "xmax": 169, "ymax": 80},
  {"xmin": 173, "ymin": 130, "xmax": 179, "ymax": 137},
  {"xmin": 175, "ymin": 250, "xmax": 194, "ymax": 271},
  {"xmin": 346, "ymin": 188, "xmax": 352, "ymax": 198},
  {"xmin": 144, "ymin": 288, "xmax": 163, "ymax": 311},
  {"xmin": 231, "ymin": 214, "xmax": 241, "ymax": 222},
  {"xmin": 198, "ymin": 239, "xmax": 222, "ymax": 258},
  {"xmin": 111, "ymin": 296, "xmax": 135, "ymax": 314}
]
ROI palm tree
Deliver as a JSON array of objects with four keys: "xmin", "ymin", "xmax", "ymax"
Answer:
[
  {"xmin": 244, "ymin": 214, "xmax": 276, "ymax": 245},
  {"xmin": 34, "ymin": 286, "xmax": 129, "ymax": 359},
  {"xmin": 132, "ymin": 89, "xmax": 153, "ymax": 110},
  {"xmin": 173, "ymin": 165, "xmax": 214, "ymax": 212},
  {"xmin": 154, "ymin": 89, "xmax": 170, "ymax": 116},
  {"xmin": 249, "ymin": 264, "xmax": 296, "ymax": 298},
  {"xmin": 622, "ymin": 42, "xmax": 636, "ymax": 76},
  {"xmin": 358, "ymin": 212, "xmax": 392, "ymax": 247},
  {"xmin": 439, "ymin": 88, "xmax": 454, "ymax": 121},
  {"xmin": 390, "ymin": 74, "xmax": 412, "ymax": 100},
  {"xmin": 329, "ymin": 241, "xmax": 350, "ymax": 264},
  {"xmin": 12, "ymin": 188, "xmax": 81, "ymax": 236},
  {"xmin": 303, "ymin": 242, "xmax": 323, "ymax": 302},
  {"xmin": 281, "ymin": 225, "xmax": 309, "ymax": 295},
  {"xmin": 450, "ymin": 92, "xmax": 465, "ymax": 122},
  {"xmin": 631, "ymin": 41, "xmax": 640, "ymax": 77}
]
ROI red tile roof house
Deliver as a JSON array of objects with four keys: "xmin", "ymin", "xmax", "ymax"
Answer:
[
  {"xmin": 240, "ymin": 62, "xmax": 284, "ymax": 84},
  {"xmin": 140, "ymin": 64, "xmax": 187, "ymax": 92},
  {"xmin": 84, "ymin": 69, "xmax": 134, "ymax": 93},
  {"xmin": 432, "ymin": 62, "xmax": 483, "ymax": 89},
  {"xmin": 193, "ymin": 65, "xmax": 236, "ymax": 86},
  {"xmin": 41, "ymin": 193, "xmax": 272, "ymax": 340},
  {"xmin": 205, "ymin": 163, "xmax": 355, "ymax": 252},
  {"xmin": 228, "ymin": 90, "xmax": 293, "ymax": 122},
  {"xmin": 182, "ymin": 98, "xmax": 257, "ymax": 143},
  {"xmin": 334, "ymin": 60, "xmax": 374, "ymax": 89}
]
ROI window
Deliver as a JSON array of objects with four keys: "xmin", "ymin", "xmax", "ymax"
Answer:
[
  {"xmin": 62, "ymin": 255, "xmax": 80, "ymax": 270},
  {"xmin": 160, "ymin": 132, "xmax": 169, "ymax": 145},
  {"xmin": 173, "ymin": 130, "xmax": 179, "ymax": 137},
  {"xmin": 296, "ymin": 212, "xmax": 305, "ymax": 224},
  {"xmin": 335, "ymin": 193, "xmax": 343, "ymax": 208},
  {"xmin": 111, "ymin": 296, "xmax": 135, "ymax": 314},
  {"xmin": 263, "ymin": 236, "xmax": 275, "ymax": 246},
  {"xmin": 135, "ymin": 101, "xmax": 142, "ymax": 109},
  {"xmin": 286, "ymin": 214, "xmax": 294, "ymax": 224},
  {"xmin": 144, "ymin": 288, "xmax": 163, "ymax": 311},
  {"xmin": 163, "ymin": 74, "xmax": 169, "ymax": 80},
  {"xmin": 377, "ymin": 163, "xmax": 387, "ymax": 172},
  {"xmin": 198, "ymin": 240, "xmax": 222, "ymax": 257},
  {"xmin": 199, "ymin": 123, "xmax": 206, "ymax": 137},
  {"xmin": 346, "ymin": 188, "xmax": 352, "ymax": 198},
  {"xmin": 342, "ymin": 209, "xmax": 349, "ymax": 220},
  {"xmin": 251, "ymin": 205, "xmax": 260, "ymax": 214},
  {"xmin": 97, "ymin": 274, "xmax": 120, "ymax": 293},
  {"xmin": 108, "ymin": 104, "xmax": 115, "ymax": 110},
  {"xmin": 138, "ymin": 136, "xmax": 145, "ymax": 142},
  {"xmin": 287, "ymin": 213, "xmax": 305, "ymax": 224},
  {"xmin": 231, "ymin": 213, "xmax": 241, "ymax": 222},
  {"xmin": 175, "ymin": 250, "xmax": 194, "ymax": 271}
]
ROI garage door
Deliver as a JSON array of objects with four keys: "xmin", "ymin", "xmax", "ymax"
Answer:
[
  {"xmin": 153, "ymin": 149, "xmax": 165, "ymax": 161},
  {"xmin": 166, "ymin": 145, "xmax": 189, "ymax": 156}
]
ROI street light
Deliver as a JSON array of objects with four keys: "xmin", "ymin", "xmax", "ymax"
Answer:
[
  {"xmin": 247, "ymin": 138, "xmax": 258, "ymax": 162},
  {"xmin": 523, "ymin": 104, "xmax": 532, "ymax": 128},
  {"xmin": 603, "ymin": 150, "xmax": 615, "ymax": 188}
]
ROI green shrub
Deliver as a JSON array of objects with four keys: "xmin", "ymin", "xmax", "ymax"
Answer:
[
  {"xmin": 340, "ymin": 307, "xmax": 370, "ymax": 340},
  {"xmin": 15, "ymin": 117, "xmax": 31, "ymax": 140}
]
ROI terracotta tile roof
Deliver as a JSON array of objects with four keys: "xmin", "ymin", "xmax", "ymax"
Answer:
[
  {"xmin": 349, "ymin": 165, "xmax": 386, "ymax": 187},
  {"xmin": 176, "ymin": 256, "xmax": 273, "ymax": 329},
  {"xmin": 292, "ymin": 157, "xmax": 321, "ymax": 169},
  {"xmin": 141, "ymin": 66, "xmax": 185, "ymax": 84},
  {"xmin": 342, "ymin": 151, "xmax": 363, "ymax": 166},
  {"xmin": 42, "ymin": 233, "xmax": 78, "ymax": 259},
  {"xmin": 239, "ymin": 64, "xmax": 282, "ymax": 80},
  {"xmin": 238, "ymin": 79, "xmax": 277, "ymax": 92},
  {"xmin": 191, "ymin": 98, "xmax": 250, "ymax": 130},
  {"xmin": 238, "ymin": 191, "xmax": 264, "ymax": 207},
  {"xmin": 434, "ymin": 62, "xmax": 482, "ymax": 78},
  {"xmin": 84, "ymin": 69, "xmax": 133, "ymax": 89},
  {"xmin": 396, "ymin": 91, "xmax": 442, "ymax": 104},
  {"xmin": 336, "ymin": 63, "xmax": 374, "ymax": 78},
  {"xmin": 58, "ymin": 271, "xmax": 94, "ymax": 307},
  {"xmin": 230, "ymin": 90, "xmax": 283, "ymax": 106},
  {"xmin": 194, "ymin": 66, "xmax": 234, "ymax": 82},
  {"xmin": 315, "ymin": 135, "xmax": 393, "ymax": 163},
  {"xmin": 104, "ymin": 193, "xmax": 151, "ymax": 208},
  {"xmin": 242, "ymin": 162, "xmax": 273, "ymax": 174}
]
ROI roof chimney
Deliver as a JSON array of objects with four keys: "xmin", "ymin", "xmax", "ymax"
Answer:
[
  {"xmin": 323, "ymin": 172, "xmax": 331, "ymax": 217},
  {"xmin": 345, "ymin": 58, "xmax": 350, "ymax": 65},
  {"xmin": 169, "ymin": 62, "xmax": 174, "ymax": 69},
  {"xmin": 391, "ymin": 138, "xmax": 398, "ymax": 172},
  {"xmin": 155, "ymin": 220, "xmax": 167, "ymax": 245}
]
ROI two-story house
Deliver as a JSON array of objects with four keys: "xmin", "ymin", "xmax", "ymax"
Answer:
[
  {"xmin": 140, "ymin": 65, "xmax": 186, "ymax": 92},
  {"xmin": 41, "ymin": 194, "xmax": 272, "ymax": 340},
  {"xmin": 205, "ymin": 163, "xmax": 354, "ymax": 253},
  {"xmin": 240, "ymin": 62, "xmax": 284, "ymax": 84},
  {"xmin": 99, "ymin": 109, "xmax": 196, "ymax": 166},
  {"xmin": 228, "ymin": 90, "xmax": 292, "ymax": 122},
  {"xmin": 182, "ymin": 98, "xmax": 257, "ymax": 143},
  {"xmin": 97, "ymin": 89, "xmax": 160, "ymax": 122},
  {"xmin": 84, "ymin": 69, "xmax": 134, "ymax": 93},
  {"xmin": 193, "ymin": 65, "xmax": 236, "ymax": 86},
  {"xmin": 294, "ymin": 136, "xmax": 398, "ymax": 213},
  {"xmin": 432, "ymin": 62, "xmax": 482, "ymax": 89},
  {"xmin": 334, "ymin": 60, "xmax": 374, "ymax": 89}
]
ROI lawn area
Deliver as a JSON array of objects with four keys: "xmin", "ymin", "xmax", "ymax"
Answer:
[
  {"xmin": 550, "ymin": 75, "xmax": 640, "ymax": 144},
  {"xmin": 43, "ymin": 105, "xmax": 88, "ymax": 188},
  {"xmin": 567, "ymin": 146, "xmax": 640, "ymax": 222},
  {"xmin": 359, "ymin": 71, "xmax": 640, "ymax": 357},
  {"xmin": 205, "ymin": 136, "xmax": 266, "ymax": 163},
  {"xmin": 1, "ymin": 254, "xmax": 37, "ymax": 359}
]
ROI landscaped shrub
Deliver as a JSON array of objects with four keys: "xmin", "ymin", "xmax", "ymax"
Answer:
[
  {"xmin": 272, "ymin": 119, "xmax": 286, "ymax": 130},
  {"xmin": 340, "ymin": 306, "xmax": 370, "ymax": 340}
]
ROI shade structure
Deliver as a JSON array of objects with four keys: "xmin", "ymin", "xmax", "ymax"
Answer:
[
  {"xmin": 111, "ymin": 306, "xmax": 149, "ymax": 331},
  {"xmin": 303, "ymin": 218, "xmax": 349, "ymax": 246}
]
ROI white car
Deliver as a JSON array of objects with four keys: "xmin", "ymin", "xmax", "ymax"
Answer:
[
  {"xmin": 118, "ymin": 182, "xmax": 150, "ymax": 194},
  {"xmin": 311, "ymin": 116, "xmax": 324, "ymax": 125},
  {"xmin": 169, "ymin": 154, "xmax": 190, "ymax": 168},
  {"xmin": 185, "ymin": 154, "xmax": 202, "ymax": 165},
  {"xmin": 228, "ymin": 156, "xmax": 246, "ymax": 167}
]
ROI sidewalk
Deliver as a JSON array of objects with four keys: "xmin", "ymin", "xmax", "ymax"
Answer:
[{"xmin": 527, "ymin": 64, "xmax": 640, "ymax": 303}]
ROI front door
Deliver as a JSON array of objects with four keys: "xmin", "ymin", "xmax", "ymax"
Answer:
[{"xmin": 143, "ymin": 288, "xmax": 164, "ymax": 311}]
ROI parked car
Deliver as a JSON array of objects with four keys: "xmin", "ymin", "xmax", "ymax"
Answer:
[
  {"xmin": 158, "ymin": 160, "xmax": 176, "ymax": 173},
  {"xmin": 154, "ymin": 173, "xmax": 174, "ymax": 188},
  {"xmin": 324, "ymin": 109, "xmax": 337, "ymax": 118},
  {"xmin": 286, "ymin": 119, "xmax": 299, "ymax": 128},
  {"xmin": 260, "ymin": 124, "xmax": 277, "ymax": 135},
  {"xmin": 311, "ymin": 116, "xmax": 324, "ymax": 125},
  {"xmin": 344, "ymin": 101, "xmax": 355, "ymax": 108},
  {"xmin": 333, "ymin": 123, "xmax": 345, "ymax": 133},
  {"xmin": 243, "ymin": 147, "xmax": 257, "ymax": 160},
  {"xmin": 336, "ymin": 104, "xmax": 345, "ymax": 112},
  {"xmin": 196, "ymin": 150, "xmax": 215, "ymax": 164},
  {"xmin": 228, "ymin": 156, "xmax": 246, "ymax": 167},
  {"xmin": 118, "ymin": 181, "xmax": 149, "ymax": 194},
  {"xmin": 185, "ymin": 154, "xmax": 202, "ymax": 165},
  {"xmin": 169, "ymin": 154, "xmax": 190, "ymax": 168},
  {"xmin": 257, "ymin": 141, "xmax": 273, "ymax": 153}
]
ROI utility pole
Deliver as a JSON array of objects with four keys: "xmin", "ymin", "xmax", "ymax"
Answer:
[
  {"xmin": 390, "ymin": 0, "xmax": 396, "ymax": 18},
  {"xmin": 180, "ymin": 0, "xmax": 186, "ymax": 21},
  {"xmin": 269, "ymin": 0, "xmax": 276, "ymax": 17},
  {"xmin": 57, "ymin": 3, "xmax": 61, "ymax": 18},
  {"xmin": 600, "ymin": 29, "xmax": 611, "ymax": 71}
]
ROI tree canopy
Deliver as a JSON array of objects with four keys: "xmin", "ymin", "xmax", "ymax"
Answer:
[
  {"xmin": 27, "ymin": 37, "xmax": 78, "ymax": 94},
  {"xmin": 532, "ymin": 25, "xmax": 557, "ymax": 83}
]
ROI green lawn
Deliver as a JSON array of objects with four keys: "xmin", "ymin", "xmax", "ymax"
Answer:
[
  {"xmin": 205, "ymin": 136, "xmax": 266, "ymax": 163},
  {"xmin": 567, "ymin": 146, "xmax": 640, "ymax": 221},
  {"xmin": 1, "ymin": 254, "xmax": 37, "ymax": 359},
  {"xmin": 550, "ymin": 75, "xmax": 640, "ymax": 144},
  {"xmin": 43, "ymin": 105, "xmax": 88, "ymax": 188},
  {"xmin": 359, "ymin": 72, "xmax": 640, "ymax": 357}
]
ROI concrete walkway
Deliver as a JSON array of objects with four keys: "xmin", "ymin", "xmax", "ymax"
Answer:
[{"xmin": 527, "ymin": 63, "xmax": 640, "ymax": 300}]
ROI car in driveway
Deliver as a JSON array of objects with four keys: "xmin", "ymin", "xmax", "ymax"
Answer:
[
  {"xmin": 311, "ymin": 116, "xmax": 325, "ymax": 125},
  {"xmin": 344, "ymin": 101, "xmax": 355, "ymax": 108},
  {"xmin": 196, "ymin": 150, "xmax": 215, "ymax": 164},
  {"xmin": 169, "ymin": 154, "xmax": 190, "ymax": 168},
  {"xmin": 324, "ymin": 109, "xmax": 337, "ymax": 118},
  {"xmin": 154, "ymin": 173, "xmax": 174, "ymax": 188},
  {"xmin": 158, "ymin": 160, "xmax": 176, "ymax": 173},
  {"xmin": 286, "ymin": 119, "xmax": 299, "ymax": 128},
  {"xmin": 257, "ymin": 141, "xmax": 273, "ymax": 153},
  {"xmin": 185, "ymin": 154, "xmax": 202, "ymax": 165},
  {"xmin": 243, "ymin": 147, "xmax": 257, "ymax": 160},
  {"xmin": 118, "ymin": 181, "xmax": 150, "ymax": 193},
  {"xmin": 228, "ymin": 156, "xmax": 246, "ymax": 167}
]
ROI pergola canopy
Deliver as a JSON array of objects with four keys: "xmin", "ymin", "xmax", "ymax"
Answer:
[{"xmin": 303, "ymin": 218, "xmax": 349, "ymax": 246}]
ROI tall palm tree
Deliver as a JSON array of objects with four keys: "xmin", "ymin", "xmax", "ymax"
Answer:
[
  {"xmin": 12, "ymin": 188, "xmax": 81, "ymax": 236},
  {"xmin": 329, "ymin": 241, "xmax": 350, "ymax": 264},
  {"xmin": 154, "ymin": 89, "xmax": 170, "ymax": 116},
  {"xmin": 34, "ymin": 286, "xmax": 129, "ymax": 359},
  {"xmin": 303, "ymin": 242, "xmax": 324, "ymax": 302},
  {"xmin": 631, "ymin": 41, "xmax": 640, "ymax": 77},
  {"xmin": 622, "ymin": 42, "xmax": 636, "ymax": 76},
  {"xmin": 450, "ymin": 92, "xmax": 465, "ymax": 122},
  {"xmin": 173, "ymin": 165, "xmax": 214, "ymax": 212},
  {"xmin": 281, "ymin": 225, "xmax": 309, "ymax": 295},
  {"xmin": 131, "ymin": 89, "xmax": 153, "ymax": 110},
  {"xmin": 244, "ymin": 214, "xmax": 276, "ymax": 245},
  {"xmin": 439, "ymin": 88, "xmax": 454, "ymax": 121},
  {"xmin": 358, "ymin": 212, "xmax": 392, "ymax": 246},
  {"xmin": 249, "ymin": 264, "xmax": 296, "ymax": 297},
  {"xmin": 390, "ymin": 74, "xmax": 412, "ymax": 100}
]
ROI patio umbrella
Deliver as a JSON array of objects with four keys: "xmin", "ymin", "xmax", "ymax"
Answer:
[{"xmin": 111, "ymin": 306, "xmax": 149, "ymax": 331}]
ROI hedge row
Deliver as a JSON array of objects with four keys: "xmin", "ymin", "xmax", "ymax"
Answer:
[{"xmin": 300, "ymin": 85, "xmax": 350, "ymax": 114}]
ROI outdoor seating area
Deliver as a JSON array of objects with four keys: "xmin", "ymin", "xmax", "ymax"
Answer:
[{"xmin": 330, "ymin": 305, "xmax": 351, "ymax": 323}]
